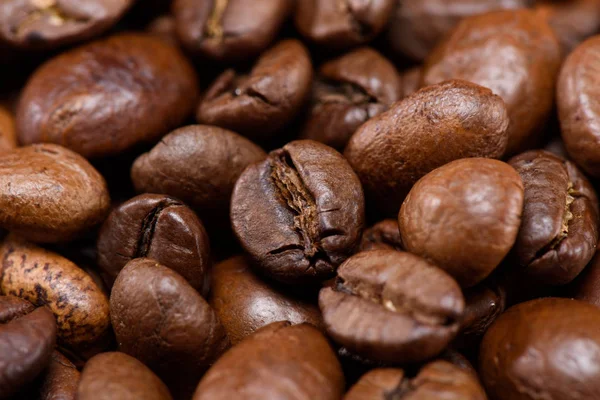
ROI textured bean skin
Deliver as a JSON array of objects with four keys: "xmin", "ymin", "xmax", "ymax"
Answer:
[{"xmin": 0, "ymin": 106, "xmax": 16, "ymax": 154}]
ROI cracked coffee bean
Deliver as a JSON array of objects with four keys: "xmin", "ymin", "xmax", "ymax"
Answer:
[
  {"xmin": 319, "ymin": 250, "xmax": 464, "ymax": 364},
  {"xmin": 358, "ymin": 219, "xmax": 403, "ymax": 252},
  {"xmin": 231, "ymin": 140, "xmax": 365, "ymax": 284},
  {"xmin": 509, "ymin": 150, "xmax": 599, "ymax": 285},
  {"xmin": 0, "ymin": 106, "xmax": 16, "ymax": 154},
  {"xmin": 96, "ymin": 194, "xmax": 211, "ymax": 294}
]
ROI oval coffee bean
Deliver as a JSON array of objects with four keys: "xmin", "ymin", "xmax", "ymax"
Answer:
[
  {"xmin": 480, "ymin": 298, "xmax": 600, "ymax": 400},
  {"xmin": 358, "ymin": 219, "xmax": 403, "ymax": 252},
  {"xmin": 0, "ymin": 144, "xmax": 110, "ymax": 243},
  {"xmin": 97, "ymin": 194, "xmax": 211, "ymax": 293},
  {"xmin": 400, "ymin": 158, "xmax": 524, "ymax": 288},
  {"xmin": 77, "ymin": 352, "xmax": 173, "ymax": 400},
  {"xmin": 193, "ymin": 321, "xmax": 345, "ymax": 400},
  {"xmin": 319, "ymin": 250, "xmax": 464, "ymax": 364},
  {"xmin": 509, "ymin": 150, "xmax": 599, "ymax": 285},
  {"xmin": 345, "ymin": 79, "xmax": 509, "ymax": 215},
  {"xmin": 16, "ymin": 34, "xmax": 198, "ymax": 159},
  {"xmin": 231, "ymin": 140, "xmax": 365, "ymax": 284},
  {"xmin": 0, "ymin": 106, "xmax": 16, "ymax": 154}
]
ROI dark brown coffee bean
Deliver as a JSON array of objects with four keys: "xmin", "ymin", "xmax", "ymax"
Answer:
[
  {"xmin": 300, "ymin": 47, "xmax": 401, "ymax": 150},
  {"xmin": 509, "ymin": 150, "xmax": 599, "ymax": 285},
  {"xmin": 97, "ymin": 194, "xmax": 211, "ymax": 294},
  {"xmin": 173, "ymin": 0, "xmax": 292, "ymax": 62},
  {"xmin": 319, "ymin": 250, "xmax": 464, "ymax": 364},
  {"xmin": 571, "ymin": 249, "xmax": 600, "ymax": 306},
  {"xmin": 480, "ymin": 298, "xmax": 600, "ymax": 400},
  {"xmin": 196, "ymin": 39, "xmax": 312, "ymax": 141},
  {"xmin": 0, "ymin": 106, "xmax": 16, "ymax": 154},
  {"xmin": 0, "ymin": 0, "xmax": 133, "ymax": 50},
  {"xmin": 358, "ymin": 219, "xmax": 403, "ymax": 252},
  {"xmin": 0, "ymin": 296, "xmax": 56, "ymax": 400},
  {"xmin": 400, "ymin": 158, "xmax": 524, "ymax": 288},
  {"xmin": 77, "ymin": 352, "xmax": 173, "ymax": 400},
  {"xmin": 35, "ymin": 351, "xmax": 79, "ymax": 400},
  {"xmin": 422, "ymin": 10, "xmax": 561, "ymax": 156},
  {"xmin": 0, "ymin": 144, "xmax": 110, "ymax": 243},
  {"xmin": 16, "ymin": 34, "xmax": 198, "ymax": 159},
  {"xmin": 399, "ymin": 66, "xmax": 422, "ymax": 99},
  {"xmin": 294, "ymin": 0, "xmax": 395, "ymax": 49},
  {"xmin": 193, "ymin": 321, "xmax": 345, "ymax": 400},
  {"xmin": 345, "ymin": 80, "xmax": 509, "ymax": 215},
  {"xmin": 231, "ymin": 140, "xmax": 365, "ymax": 284}
]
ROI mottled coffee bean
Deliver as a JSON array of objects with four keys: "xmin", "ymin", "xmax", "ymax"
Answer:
[
  {"xmin": 345, "ymin": 80, "xmax": 509, "ymax": 215},
  {"xmin": 319, "ymin": 250, "xmax": 464, "ymax": 363},
  {"xmin": 294, "ymin": 0, "xmax": 395, "ymax": 49},
  {"xmin": 0, "ymin": 106, "xmax": 16, "ymax": 153},
  {"xmin": 193, "ymin": 321, "xmax": 344, "ymax": 400},
  {"xmin": 231, "ymin": 140, "xmax": 365, "ymax": 284},
  {"xmin": 0, "ymin": 296, "xmax": 56, "ymax": 399},
  {"xmin": 0, "ymin": 144, "xmax": 110, "ymax": 243},
  {"xmin": 0, "ymin": 0, "xmax": 133, "ymax": 50},
  {"xmin": 358, "ymin": 219, "xmax": 403, "ymax": 252},
  {"xmin": 17, "ymin": 34, "xmax": 198, "ymax": 159},
  {"xmin": 34, "ymin": 351, "xmax": 79, "ymax": 400},
  {"xmin": 77, "ymin": 352, "xmax": 172, "ymax": 400},
  {"xmin": 173, "ymin": 0, "xmax": 292, "ymax": 62},
  {"xmin": 300, "ymin": 47, "xmax": 401, "ymax": 150},
  {"xmin": 399, "ymin": 66, "xmax": 422, "ymax": 99},
  {"xmin": 423, "ymin": 9, "xmax": 561, "ymax": 155},
  {"xmin": 571, "ymin": 249, "xmax": 600, "ymax": 306},
  {"xmin": 400, "ymin": 158, "xmax": 524, "ymax": 288},
  {"xmin": 97, "ymin": 194, "xmax": 211, "ymax": 293},
  {"xmin": 131, "ymin": 125, "xmax": 266, "ymax": 218},
  {"xmin": 111, "ymin": 258, "xmax": 229, "ymax": 398},
  {"xmin": 196, "ymin": 40, "xmax": 312, "ymax": 141},
  {"xmin": 509, "ymin": 150, "xmax": 599, "ymax": 285},
  {"xmin": 386, "ymin": 0, "xmax": 531, "ymax": 61},
  {"xmin": 480, "ymin": 298, "xmax": 600, "ymax": 400},
  {"xmin": 0, "ymin": 235, "xmax": 110, "ymax": 354},
  {"xmin": 210, "ymin": 255, "xmax": 324, "ymax": 345},
  {"xmin": 345, "ymin": 361, "xmax": 487, "ymax": 400}
]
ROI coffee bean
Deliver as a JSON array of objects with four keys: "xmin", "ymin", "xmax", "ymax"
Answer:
[
  {"xmin": 300, "ymin": 47, "xmax": 401, "ymax": 150},
  {"xmin": 33, "ymin": 351, "xmax": 80, "ymax": 400},
  {"xmin": 16, "ymin": 34, "xmax": 198, "ymax": 159},
  {"xmin": 231, "ymin": 140, "xmax": 365, "ymax": 284},
  {"xmin": 97, "ymin": 194, "xmax": 211, "ymax": 293},
  {"xmin": 146, "ymin": 14, "xmax": 178, "ymax": 46},
  {"xmin": 319, "ymin": 250, "xmax": 464, "ymax": 363},
  {"xmin": 399, "ymin": 158, "xmax": 524, "ymax": 288},
  {"xmin": 0, "ymin": 144, "xmax": 110, "ymax": 243},
  {"xmin": 399, "ymin": 66, "xmax": 422, "ymax": 99},
  {"xmin": 509, "ymin": 150, "xmax": 599, "ymax": 285},
  {"xmin": 345, "ymin": 80, "xmax": 509, "ymax": 215},
  {"xmin": 358, "ymin": 219, "xmax": 403, "ymax": 252},
  {"xmin": 196, "ymin": 39, "xmax": 312, "ymax": 141},
  {"xmin": 0, "ymin": 106, "xmax": 16, "ymax": 154},
  {"xmin": 571, "ymin": 249, "xmax": 600, "ymax": 306}
]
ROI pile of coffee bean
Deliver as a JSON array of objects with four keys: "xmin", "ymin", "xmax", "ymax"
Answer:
[{"xmin": 3, "ymin": 1, "xmax": 600, "ymax": 399}]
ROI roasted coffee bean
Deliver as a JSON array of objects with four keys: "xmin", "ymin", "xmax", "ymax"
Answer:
[
  {"xmin": 193, "ymin": 321, "xmax": 345, "ymax": 400},
  {"xmin": 146, "ymin": 14, "xmax": 178, "ymax": 46},
  {"xmin": 29, "ymin": 351, "xmax": 80, "ymax": 400},
  {"xmin": 300, "ymin": 47, "xmax": 401, "ymax": 150},
  {"xmin": 319, "ymin": 250, "xmax": 464, "ymax": 363},
  {"xmin": 0, "ymin": 0, "xmax": 133, "ymax": 50},
  {"xmin": 0, "ymin": 106, "xmax": 16, "ymax": 153},
  {"xmin": 77, "ymin": 352, "xmax": 173, "ymax": 400},
  {"xmin": 16, "ymin": 34, "xmax": 198, "ymax": 159},
  {"xmin": 345, "ymin": 80, "xmax": 509, "ymax": 215},
  {"xmin": 358, "ymin": 219, "xmax": 403, "ymax": 252},
  {"xmin": 399, "ymin": 66, "xmax": 422, "ymax": 99},
  {"xmin": 400, "ymin": 158, "xmax": 524, "ymax": 288},
  {"xmin": 196, "ymin": 39, "xmax": 312, "ymax": 141},
  {"xmin": 294, "ymin": 0, "xmax": 395, "ymax": 49},
  {"xmin": 422, "ymin": 9, "xmax": 561, "ymax": 155},
  {"xmin": 480, "ymin": 298, "xmax": 600, "ymax": 400},
  {"xmin": 0, "ymin": 296, "xmax": 56, "ymax": 400},
  {"xmin": 0, "ymin": 144, "xmax": 110, "ymax": 243},
  {"xmin": 509, "ymin": 150, "xmax": 599, "ymax": 285},
  {"xmin": 111, "ymin": 258, "xmax": 229, "ymax": 399},
  {"xmin": 571, "ymin": 248, "xmax": 600, "ymax": 306},
  {"xmin": 173, "ymin": 0, "xmax": 292, "ymax": 62},
  {"xmin": 231, "ymin": 140, "xmax": 365, "ymax": 284},
  {"xmin": 97, "ymin": 194, "xmax": 210, "ymax": 293}
]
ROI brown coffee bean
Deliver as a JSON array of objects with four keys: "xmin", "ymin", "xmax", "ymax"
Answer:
[
  {"xmin": 399, "ymin": 66, "xmax": 422, "ymax": 99},
  {"xmin": 571, "ymin": 248, "xmax": 600, "ymax": 306},
  {"xmin": 16, "ymin": 34, "xmax": 198, "ymax": 159},
  {"xmin": 35, "ymin": 351, "xmax": 80, "ymax": 400},
  {"xmin": 0, "ymin": 144, "xmax": 110, "ymax": 243},
  {"xmin": 319, "ymin": 250, "xmax": 464, "ymax": 364},
  {"xmin": 509, "ymin": 150, "xmax": 599, "ymax": 285},
  {"xmin": 146, "ymin": 14, "xmax": 178, "ymax": 46},
  {"xmin": 300, "ymin": 47, "xmax": 401, "ymax": 150},
  {"xmin": 400, "ymin": 158, "xmax": 524, "ymax": 288},
  {"xmin": 193, "ymin": 321, "xmax": 345, "ymax": 400},
  {"xmin": 0, "ymin": 106, "xmax": 16, "ymax": 154},
  {"xmin": 196, "ymin": 39, "xmax": 312, "ymax": 141},
  {"xmin": 231, "ymin": 140, "xmax": 365, "ymax": 284},
  {"xmin": 77, "ymin": 352, "xmax": 173, "ymax": 400},
  {"xmin": 422, "ymin": 9, "xmax": 561, "ymax": 155},
  {"xmin": 345, "ymin": 80, "xmax": 509, "ymax": 215},
  {"xmin": 480, "ymin": 298, "xmax": 600, "ymax": 400},
  {"xmin": 358, "ymin": 219, "xmax": 403, "ymax": 252}
]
